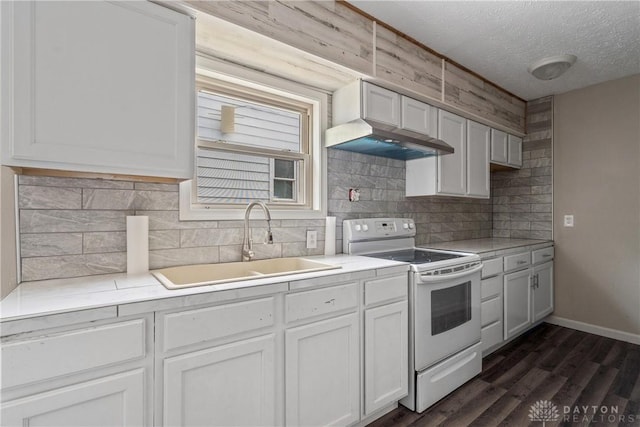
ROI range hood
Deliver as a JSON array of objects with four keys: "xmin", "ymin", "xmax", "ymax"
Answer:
[{"xmin": 325, "ymin": 118, "xmax": 454, "ymax": 161}]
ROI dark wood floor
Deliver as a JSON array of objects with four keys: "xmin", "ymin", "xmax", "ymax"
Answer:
[{"xmin": 369, "ymin": 323, "xmax": 640, "ymax": 427}]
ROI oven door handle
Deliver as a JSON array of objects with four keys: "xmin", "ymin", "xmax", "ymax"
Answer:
[{"xmin": 418, "ymin": 263, "xmax": 483, "ymax": 282}]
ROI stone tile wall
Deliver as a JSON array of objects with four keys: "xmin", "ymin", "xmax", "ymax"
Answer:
[
  {"xmin": 491, "ymin": 96, "xmax": 553, "ymax": 239},
  {"xmin": 18, "ymin": 176, "xmax": 325, "ymax": 281},
  {"xmin": 327, "ymin": 149, "xmax": 493, "ymax": 252}
]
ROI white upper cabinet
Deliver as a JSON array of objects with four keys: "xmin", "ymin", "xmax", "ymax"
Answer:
[
  {"xmin": 362, "ymin": 82, "xmax": 400, "ymax": 127},
  {"xmin": 490, "ymin": 129, "xmax": 522, "ymax": 169},
  {"xmin": 437, "ymin": 110, "xmax": 467, "ymax": 196},
  {"xmin": 508, "ymin": 135, "xmax": 523, "ymax": 168},
  {"xmin": 466, "ymin": 121, "xmax": 491, "ymax": 198},
  {"xmin": 490, "ymin": 129, "xmax": 508, "ymax": 164},
  {"xmin": 401, "ymin": 96, "xmax": 437, "ymax": 136},
  {"xmin": 0, "ymin": 1, "xmax": 195, "ymax": 179},
  {"xmin": 407, "ymin": 110, "xmax": 490, "ymax": 199}
]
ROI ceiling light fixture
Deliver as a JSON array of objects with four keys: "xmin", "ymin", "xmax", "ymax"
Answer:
[{"xmin": 528, "ymin": 54, "xmax": 577, "ymax": 80}]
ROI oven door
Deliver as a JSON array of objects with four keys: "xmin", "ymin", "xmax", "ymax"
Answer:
[{"xmin": 412, "ymin": 264, "xmax": 482, "ymax": 371}]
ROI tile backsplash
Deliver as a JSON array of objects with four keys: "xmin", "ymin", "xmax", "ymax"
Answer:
[
  {"xmin": 18, "ymin": 176, "xmax": 325, "ymax": 282},
  {"xmin": 327, "ymin": 149, "xmax": 493, "ymax": 252}
]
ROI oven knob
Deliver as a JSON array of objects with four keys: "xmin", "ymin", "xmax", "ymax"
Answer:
[
  {"xmin": 402, "ymin": 223, "xmax": 409, "ymax": 230},
  {"xmin": 362, "ymin": 224, "xmax": 369, "ymax": 231},
  {"xmin": 354, "ymin": 224, "xmax": 361, "ymax": 232},
  {"xmin": 409, "ymin": 223, "xmax": 414, "ymax": 229}
]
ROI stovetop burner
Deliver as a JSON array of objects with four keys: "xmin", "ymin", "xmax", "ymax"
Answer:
[{"xmin": 363, "ymin": 249, "xmax": 465, "ymax": 264}]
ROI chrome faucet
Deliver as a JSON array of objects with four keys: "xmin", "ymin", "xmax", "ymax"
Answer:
[{"xmin": 242, "ymin": 201, "xmax": 274, "ymax": 261}]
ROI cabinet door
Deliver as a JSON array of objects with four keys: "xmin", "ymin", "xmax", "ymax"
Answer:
[
  {"xmin": 1, "ymin": 1, "xmax": 194, "ymax": 178},
  {"xmin": 163, "ymin": 334, "xmax": 276, "ymax": 427},
  {"xmin": 437, "ymin": 110, "xmax": 467, "ymax": 196},
  {"xmin": 503, "ymin": 269, "xmax": 532, "ymax": 340},
  {"xmin": 362, "ymin": 82, "xmax": 400, "ymax": 127},
  {"xmin": 1, "ymin": 369, "xmax": 145, "ymax": 427},
  {"xmin": 286, "ymin": 313, "xmax": 359, "ymax": 427},
  {"xmin": 533, "ymin": 262, "xmax": 554, "ymax": 322},
  {"xmin": 490, "ymin": 129, "xmax": 508, "ymax": 164},
  {"xmin": 364, "ymin": 301, "xmax": 408, "ymax": 416},
  {"xmin": 466, "ymin": 120, "xmax": 490, "ymax": 198},
  {"xmin": 508, "ymin": 135, "xmax": 523, "ymax": 168},
  {"xmin": 401, "ymin": 96, "xmax": 437, "ymax": 136}
]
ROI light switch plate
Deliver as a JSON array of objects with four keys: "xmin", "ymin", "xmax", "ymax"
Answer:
[{"xmin": 563, "ymin": 215, "xmax": 574, "ymax": 227}]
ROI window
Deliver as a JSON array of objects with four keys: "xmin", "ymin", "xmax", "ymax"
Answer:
[
  {"xmin": 180, "ymin": 58, "xmax": 327, "ymax": 220},
  {"xmin": 194, "ymin": 84, "xmax": 309, "ymax": 206}
]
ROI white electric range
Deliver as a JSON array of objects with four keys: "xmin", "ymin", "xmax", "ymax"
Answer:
[{"xmin": 343, "ymin": 217, "xmax": 483, "ymax": 413}]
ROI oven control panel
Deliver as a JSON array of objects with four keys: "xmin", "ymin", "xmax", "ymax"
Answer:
[{"xmin": 343, "ymin": 218, "xmax": 415, "ymax": 251}]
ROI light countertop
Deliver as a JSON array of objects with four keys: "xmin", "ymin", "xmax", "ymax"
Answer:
[
  {"xmin": 423, "ymin": 238, "xmax": 553, "ymax": 257},
  {"xmin": 0, "ymin": 255, "xmax": 409, "ymax": 324}
]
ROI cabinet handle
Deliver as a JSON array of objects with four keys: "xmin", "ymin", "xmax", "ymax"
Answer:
[
  {"xmin": 543, "ymin": 254, "xmax": 551, "ymax": 258},
  {"xmin": 534, "ymin": 274, "xmax": 539, "ymax": 289},
  {"xmin": 517, "ymin": 260, "xmax": 527, "ymax": 265}
]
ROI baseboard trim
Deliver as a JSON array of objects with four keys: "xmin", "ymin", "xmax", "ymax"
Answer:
[{"xmin": 545, "ymin": 315, "xmax": 640, "ymax": 345}]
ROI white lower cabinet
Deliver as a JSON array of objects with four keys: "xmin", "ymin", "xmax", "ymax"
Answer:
[
  {"xmin": 364, "ymin": 300, "xmax": 408, "ymax": 415},
  {"xmin": 163, "ymin": 334, "xmax": 276, "ymax": 427},
  {"xmin": 156, "ymin": 294, "xmax": 281, "ymax": 427},
  {"xmin": 285, "ymin": 313, "xmax": 360, "ymax": 426},
  {"xmin": 480, "ymin": 278, "xmax": 503, "ymax": 353},
  {"xmin": 2, "ymin": 369, "xmax": 145, "ymax": 427},
  {"xmin": 1, "ymin": 269, "xmax": 411, "ymax": 427},
  {"xmin": 0, "ymin": 315, "xmax": 152, "ymax": 427},
  {"xmin": 503, "ymin": 248, "xmax": 554, "ymax": 341},
  {"xmin": 533, "ymin": 261, "xmax": 554, "ymax": 322},
  {"xmin": 503, "ymin": 269, "xmax": 533, "ymax": 340}
]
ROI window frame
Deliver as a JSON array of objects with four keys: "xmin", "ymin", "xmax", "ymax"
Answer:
[{"xmin": 180, "ymin": 55, "xmax": 328, "ymax": 220}]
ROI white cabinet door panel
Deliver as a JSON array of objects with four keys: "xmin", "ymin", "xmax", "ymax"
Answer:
[
  {"xmin": 533, "ymin": 262, "xmax": 554, "ymax": 322},
  {"xmin": 362, "ymin": 82, "xmax": 400, "ymax": 127},
  {"xmin": 1, "ymin": 1, "xmax": 194, "ymax": 178},
  {"xmin": 364, "ymin": 301, "xmax": 408, "ymax": 415},
  {"xmin": 163, "ymin": 334, "xmax": 276, "ymax": 427},
  {"xmin": 466, "ymin": 120, "xmax": 490, "ymax": 198},
  {"xmin": 401, "ymin": 96, "xmax": 437, "ymax": 136},
  {"xmin": 508, "ymin": 135, "xmax": 523, "ymax": 168},
  {"xmin": 286, "ymin": 313, "xmax": 359, "ymax": 427},
  {"xmin": 1, "ymin": 369, "xmax": 145, "ymax": 427},
  {"xmin": 490, "ymin": 129, "xmax": 508, "ymax": 164},
  {"xmin": 504, "ymin": 269, "xmax": 532, "ymax": 340},
  {"xmin": 437, "ymin": 110, "xmax": 466, "ymax": 196}
]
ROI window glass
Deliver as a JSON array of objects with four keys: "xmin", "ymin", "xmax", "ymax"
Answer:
[{"xmin": 194, "ymin": 84, "xmax": 310, "ymax": 206}]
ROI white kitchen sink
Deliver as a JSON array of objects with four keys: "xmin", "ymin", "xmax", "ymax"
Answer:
[{"xmin": 152, "ymin": 257, "xmax": 340, "ymax": 289}]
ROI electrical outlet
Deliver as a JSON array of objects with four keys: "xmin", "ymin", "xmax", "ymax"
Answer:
[
  {"xmin": 564, "ymin": 215, "xmax": 574, "ymax": 227},
  {"xmin": 306, "ymin": 230, "xmax": 318, "ymax": 249}
]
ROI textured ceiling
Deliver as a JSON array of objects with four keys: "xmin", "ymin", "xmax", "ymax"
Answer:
[{"xmin": 348, "ymin": 1, "xmax": 640, "ymax": 100}]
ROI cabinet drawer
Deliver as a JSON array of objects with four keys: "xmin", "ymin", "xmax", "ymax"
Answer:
[
  {"xmin": 481, "ymin": 321, "xmax": 503, "ymax": 352},
  {"xmin": 162, "ymin": 297, "xmax": 275, "ymax": 352},
  {"xmin": 364, "ymin": 275, "xmax": 407, "ymax": 306},
  {"xmin": 481, "ymin": 276, "xmax": 502, "ymax": 300},
  {"xmin": 481, "ymin": 257, "xmax": 503, "ymax": 278},
  {"xmin": 504, "ymin": 252, "xmax": 530, "ymax": 272},
  {"xmin": 481, "ymin": 296, "xmax": 501, "ymax": 327},
  {"xmin": 1, "ymin": 319, "xmax": 146, "ymax": 389},
  {"xmin": 532, "ymin": 246, "xmax": 554, "ymax": 264},
  {"xmin": 286, "ymin": 282, "xmax": 358, "ymax": 323}
]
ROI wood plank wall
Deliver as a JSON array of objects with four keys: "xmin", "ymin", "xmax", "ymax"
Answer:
[{"xmin": 186, "ymin": 0, "xmax": 526, "ymax": 134}]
